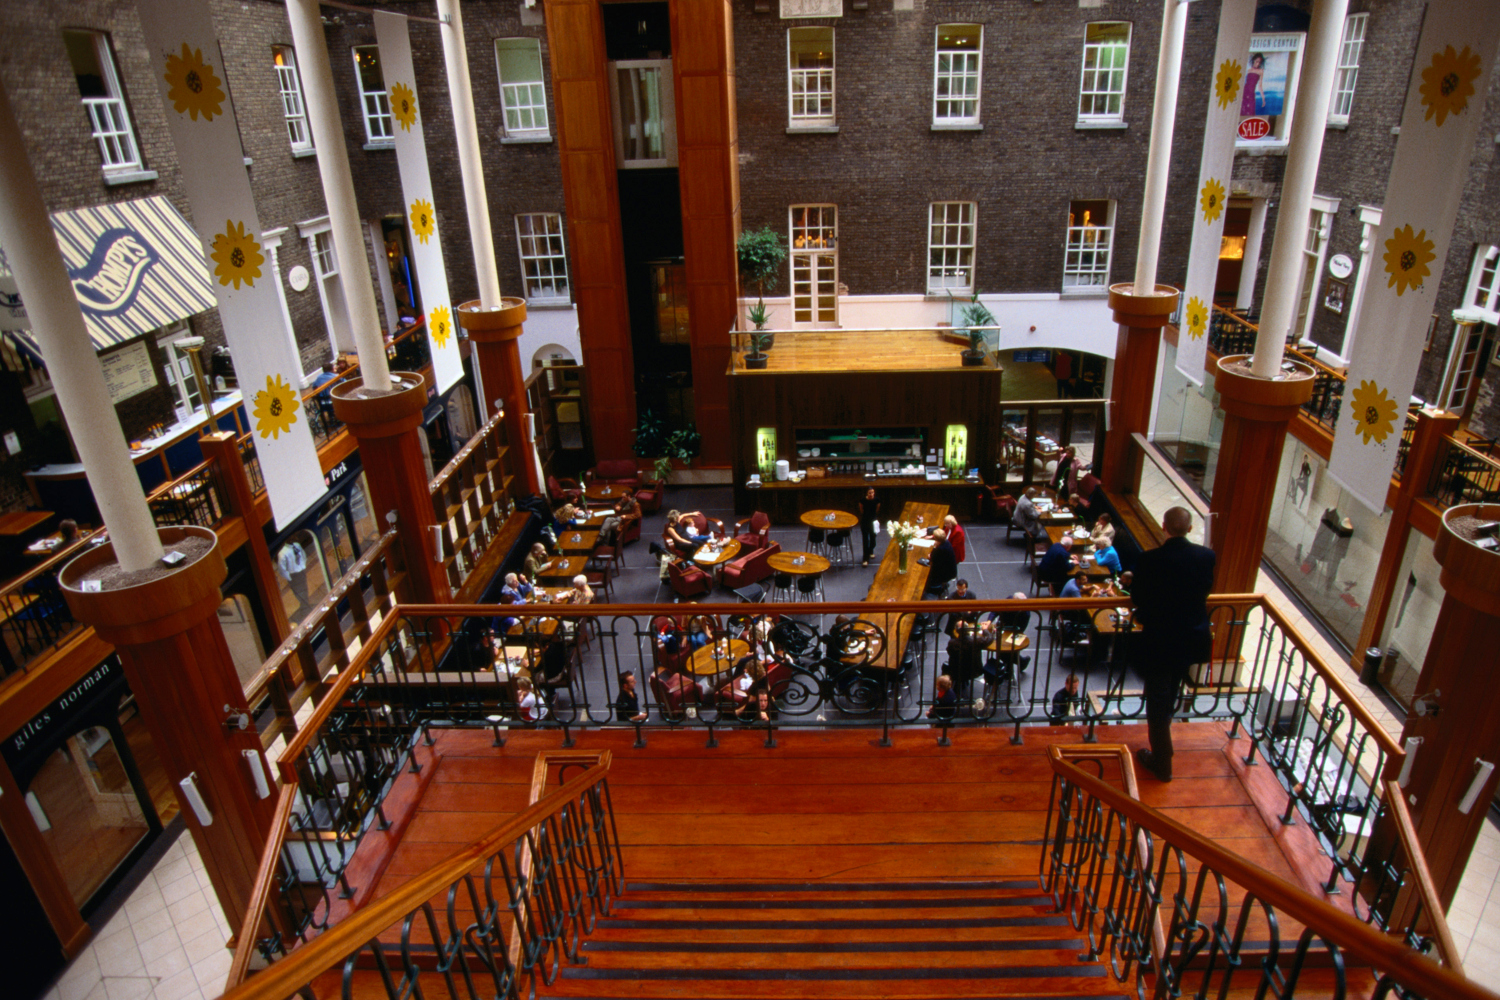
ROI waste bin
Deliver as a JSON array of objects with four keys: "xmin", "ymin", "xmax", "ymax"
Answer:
[{"xmin": 1361, "ymin": 647, "xmax": 1383, "ymax": 686}]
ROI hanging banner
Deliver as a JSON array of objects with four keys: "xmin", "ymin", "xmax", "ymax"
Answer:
[
  {"xmin": 1329, "ymin": 0, "xmax": 1500, "ymax": 513},
  {"xmin": 1175, "ymin": 0, "xmax": 1256, "ymax": 385},
  {"xmin": 374, "ymin": 11, "xmax": 463, "ymax": 396},
  {"xmin": 135, "ymin": 0, "xmax": 325, "ymax": 529}
]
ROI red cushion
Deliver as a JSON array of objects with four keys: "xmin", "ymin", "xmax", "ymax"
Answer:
[{"xmin": 594, "ymin": 459, "xmax": 639, "ymax": 483}]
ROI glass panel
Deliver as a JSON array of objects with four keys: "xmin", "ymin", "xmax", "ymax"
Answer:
[
  {"xmin": 277, "ymin": 530, "xmax": 321, "ymax": 623},
  {"xmin": 1379, "ymin": 529, "xmax": 1440, "ymax": 710},
  {"xmin": 617, "ymin": 65, "xmax": 665, "ymax": 161},
  {"xmin": 320, "ymin": 513, "xmax": 354, "ymax": 579},
  {"xmin": 497, "ymin": 38, "xmax": 547, "ymax": 133},
  {"xmin": 1001, "ymin": 408, "xmax": 1029, "ymax": 485},
  {"xmin": 349, "ymin": 473, "xmax": 379, "ymax": 552},
  {"xmin": 789, "ymin": 27, "xmax": 834, "ymax": 122},
  {"xmin": 64, "ymin": 31, "xmax": 107, "ymax": 98},
  {"xmin": 28, "ymin": 727, "xmax": 149, "ymax": 907},
  {"xmin": 219, "ymin": 593, "xmax": 267, "ymax": 693}
]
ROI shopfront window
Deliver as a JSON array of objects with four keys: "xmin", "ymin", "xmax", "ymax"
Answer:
[
  {"xmin": 349, "ymin": 472, "xmax": 380, "ymax": 551},
  {"xmin": 219, "ymin": 593, "xmax": 267, "ymax": 693}
]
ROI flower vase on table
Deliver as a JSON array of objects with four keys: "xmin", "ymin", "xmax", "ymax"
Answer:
[
  {"xmin": 898, "ymin": 543, "xmax": 910, "ymax": 575},
  {"xmin": 886, "ymin": 520, "xmax": 923, "ymax": 575}
]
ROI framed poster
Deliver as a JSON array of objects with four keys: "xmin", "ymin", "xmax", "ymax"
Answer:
[{"xmin": 1323, "ymin": 278, "xmax": 1347, "ymax": 314}]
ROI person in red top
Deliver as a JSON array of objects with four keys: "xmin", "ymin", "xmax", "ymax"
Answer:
[{"xmin": 941, "ymin": 514, "xmax": 967, "ymax": 563}]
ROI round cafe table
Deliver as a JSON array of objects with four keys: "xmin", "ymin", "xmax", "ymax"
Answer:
[
  {"xmin": 766, "ymin": 551, "xmax": 831, "ymax": 576},
  {"xmin": 585, "ymin": 482, "xmax": 630, "ymax": 503},
  {"xmin": 986, "ymin": 631, "xmax": 1031, "ymax": 655},
  {"xmin": 687, "ymin": 638, "xmax": 750, "ymax": 677},
  {"xmin": 693, "ymin": 538, "xmax": 742, "ymax": 570},
  {"xmin": 799, "ymin": 509, "xmax": 859, "ymax": 531}
]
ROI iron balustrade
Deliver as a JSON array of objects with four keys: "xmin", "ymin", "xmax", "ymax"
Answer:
[
  {"xmin": 1209, "ymin": 305, "xmax": 1260, "ymax": 357},
  {"xmin": 1395, "ymin": 412, "xmax": 1420, "ymax": 484},
  {"xmin": 0, "ymin": 528, "xmax": 105, "ymax": 676},
  {"xmin": 1041, "ymin": 746, "xmax": 1484, "ymax": 1000},
  {"xmin": 145, "ymin": 457, "xmax": 225, "ymax": 529},
  {"xmin": 1290, "ymin": 346, "xmax": 1347, "ymax": 434},
  {"xmin": 1428, "ymin": 436, "xmax": 1500, "ymax": 507}
]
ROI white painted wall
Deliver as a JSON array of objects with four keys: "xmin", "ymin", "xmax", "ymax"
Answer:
[{"xmin": 516, "ymin": 306, "xmax": 581, "ymax": 373}]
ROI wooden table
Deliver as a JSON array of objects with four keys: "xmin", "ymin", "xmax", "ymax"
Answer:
[
  {"xmin": 767, "ymin": 551, "xmax": 831, "ymax": 575},
  {"xmin": 1091, "ymin": 606, "xmax": 1136, "ymax": 634},
  {"xmin": 986, "ymin": 630, "xmax": 1031, "ymax": 654},
  {"xmin": 535, "ymin": 555, "xmax": 587, "ymax": 583},
  {"xmin": 687, "ymin": 638, "xmax": 749, "ymax": 677},
  {"xmin": 693, "ymin": 538, "xmax": 741, "ymax": 567},
  {"xmin": 558, "ymin": 528, "xmax": 599, "ymax": 554},
  {"xmin": 859, "ymin": 500, "xmax": 949, "ymax": 670},
  {"xmin": 585, "ymin": 482, "xmax": 630, "ymax": 503},
  {"xmin": 799, "ymin": 509, "xmax": 858, "ymax": 531},
  {"xmin": 1045, "ymin": 525, "xmax": 1113, "ymax": 580},
  {"xmin": 0, "ymin": 511, "xmax": 53, "ymax": 536}
]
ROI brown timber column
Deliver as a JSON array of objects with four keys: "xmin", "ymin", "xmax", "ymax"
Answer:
[
  {"xmin": 1206, "ymin": 355, "xmax": 1314, "ymax": 593},
  {"xmin": 1353, "ymin": 408, "xmax": 1460, "ymax": 669},
  {"xmin": 1388, "ymin": 504, "xmax": 1500, "ymax": 908},
  {"xmin": 459, "ymin": 298, "xmax": 540, "ymax": 495},
  {"xmin": 200, "ymin": 432, "xmax": 290, "ymax": 647},
  {"xmin": 1100, "ymin": 283, "xmax": 1179, "ymax": 492},
  {"xmin": 332, "ymin": 374, "xmax": 450, "ymax": 603},
  {"xmin": 60, "ymin": 526, "xmax": 275, "ymax": 928},
  {"xmin": 672, "ymin": 0, "xmax": 739, "ymax": 468}
]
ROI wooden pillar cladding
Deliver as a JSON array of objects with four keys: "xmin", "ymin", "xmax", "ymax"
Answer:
[
  {"xmin": 458, "ymin": 298, "xmax": 541, "ymax": 496},
  {"xmin": 672, "ymin": 0, "xmax": 740, "ymax": 468},
  {"xmin": 543, "ymin": 0, "xmax": 637, "ymax": 460},
  {"xmin": 1100, "ymin": 284, "xmax": 1179, "ymax": 492},
  {"xmin": 200, "ymin": 432, "xmax": 290, "ymax": 648}
]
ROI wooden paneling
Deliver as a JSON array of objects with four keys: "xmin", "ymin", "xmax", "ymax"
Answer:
[{"xmin": 1101, "ymin": 323, "xmax": 1161, "ymax": 491}]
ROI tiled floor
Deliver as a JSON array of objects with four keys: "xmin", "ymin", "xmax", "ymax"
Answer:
[{"xmin": 38, "ymin": 488, "xmax": 1500, "ymax": 998}]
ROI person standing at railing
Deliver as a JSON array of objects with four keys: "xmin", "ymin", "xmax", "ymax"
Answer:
[{"xmin": 1131, "ymin": 507, "xmax": 1215, "ymax": 783}]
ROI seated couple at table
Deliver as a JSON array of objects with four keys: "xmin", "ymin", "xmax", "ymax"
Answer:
[{"xmin": 664, "ymin": 509, "xmax": 712, "ymax": 558}]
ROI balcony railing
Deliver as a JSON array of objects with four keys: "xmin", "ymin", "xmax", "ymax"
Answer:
[
  {"xmin": 0, "ymin": 528, "xmax": 104, "ymax": 677},
  {"xmin": 429, "ymin": 408, "xmax": 515, "ymax": 599},
  {"xmin": 1428, "ymin": 434, "xmax": 1500, "ymax": 507}
]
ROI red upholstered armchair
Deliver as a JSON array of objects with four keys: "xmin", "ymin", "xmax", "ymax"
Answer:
[
  {"xmin": 634, "ymin": 479, "xmax": 663, "ymax": 513},
  {"xmin": 547, "ymin": 475, "xmax": 582, "ymax": 506},
  {"xmin": 651, "ymin": 615, "xmax": 690, "ymax": 673},
  {"xmin": 618, "ymin": 513, "xmax": 642, "ymax": 548},
  {"xmin": 669, "ymin": 558, "xmax": 712, "ymax": 600},
  {"xmin": 978, "ymin": 485, "xmax": 1016, "ymax": 522},
  {"xmin": 681, "ymin": 513, "xmax": 726, "ymax": 537},
  {"xmin": 721, "ymin": 541, "xmax": 781, "ymax": 590},
  {"xmin": 591, "ymin": 459, "xmax": 640, "ymax": 490},
  {"xmin": 649, "ymin": 669, "xmax": 701, "ymax": 721},
  {"xmin": 734, "ymin": 511, "xmax": 771, "ymax": 550}
]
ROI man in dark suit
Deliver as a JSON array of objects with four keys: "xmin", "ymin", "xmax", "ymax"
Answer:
[
  {"xmin": 923, "ymin": 529, "xmax": 958, "ymax": 597},
  {"xmin": 1131, "ymin": 507, "xmax": 1216, "ymax": 782},
  {"xmin": 1037, "ymin": 536, "xmax": 1076, "ymax": 595}
]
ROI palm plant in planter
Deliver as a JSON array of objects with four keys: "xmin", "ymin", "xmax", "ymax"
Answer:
[
  {"xmin": 738, "ymin": 226, "xmax": 787, "ymax": 369},
  {"xmin": 632, "ymin": 410, "xmax": 702, "ymax": 485},
  {"xmin": 958, "ymin": 297, "xmax": 997, "ymax": 367}
]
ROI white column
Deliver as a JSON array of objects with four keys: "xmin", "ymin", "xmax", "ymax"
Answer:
[
  {"xmin": 1337, "ymin": 205, "xmax": 1383, "ymax": 363},
  {"xmin": 1235, "ymin": 197, "xmax": 1269, "ymax": 311},
  {"xmin": 285, "ymin": 0, "xmax": 392, "ymax": 392},
  {"xmin": 437, "ymin": 0, "xmax": 503, "ymax": 308},
  {"xmin": 1250, "ymin": 0, "xmax": 1350, "ymax": 377},
  {"xmin": 1132, "ymin": 0, "xmax": 1189, "ymax": 292},
  {"xmin": 0, "ymin": 79, "xmax": 163, "ymax": 571}
]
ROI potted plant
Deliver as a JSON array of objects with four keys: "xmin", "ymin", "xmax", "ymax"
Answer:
[
  {"xmin": 737, "ymin": 226, "xmax": 787, "ymax": 362},
  {"xmin": 958, "ymin": 297, "xmax": 997, "ymax": 367},
  {"xmin": 746, "ymin": 301, "xmax": 773, "ymax": 369},
  {"xmin": 632, "ymin": 411, "xmax": 702, "ymax": 485}
]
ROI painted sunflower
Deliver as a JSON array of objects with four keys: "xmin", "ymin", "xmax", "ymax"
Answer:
[
  {"xmin": 1419, "ymin": 44, "xmax": 1481, "ymax": 127},
  {"xmin": 1214, "ymin": 59, "xmax": 1242, "ymax": 112},
  {"xmin": 411, "ymin": 198, "xmax": 435, "ymax": 245},
  {"xmin": 391, "ymin": 82, "xmax": 417, "ymax": 131},
  {"xmin": 1185, "ymin": 296, "xmax": 1207, "ymax": 341},
  {"xmin": 210, "ymin": 220, "xmax": 264, "ymax": 290},
  {"xmin": 1382, "ymin": 224, "xmax": 1435, "ymax": 296},
  {"xmin": 429, "ymin": 304, "xmax": 452, "ymax": 349},
  {"xmin": 1349, "ymin": 379, "xmax": 1397, "ymax": 446},
  {"xmin": 163, "ymin": 42, "xmax": 225, "ymax": 122},
  {"xmin": 1199, "ymin": 178, "xmax": 1226, "ymax": 226},
  {"xmin": 253, "ymin": 373, "xmax": 300, "ymax": 440}
]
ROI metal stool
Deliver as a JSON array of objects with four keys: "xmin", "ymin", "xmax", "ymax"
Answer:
[
  {"xmin": 769, "ymin": 572, "xmax": 795, "ymax": 603},
  {"xmin": 795, "ymin": 572, "xmax": 825, "ymax": 603},
  {"xmin": 826, "ymin": 529, "xmax": 853, "ymax": 565},
  {"xmin": 805, "ymin": 527, "xmax": 827, "ymax": 559}
]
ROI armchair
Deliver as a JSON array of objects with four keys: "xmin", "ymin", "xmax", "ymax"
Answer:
[
  {"xmin": 669, "ymin": 558, "xmax": 712, "ymax": 600},
  {"xmin": 721, "ymin": 541, "xmax": 781, "ymax": 590},
  {"xmin": 618, "ymin": 513, "xmax": 642, "ymax": 548},
  {"xmin": 634, "ymin": 479, "xmax": 663, "ymax": 513},
  {"xmin": 649, "ymin": 669, "xmax": 701, "ymax": 721},
  {"xmin": 733, "ymin": 511, "xmax": 771, "ymax": 550},
  {"xmin": 681, "ymin": 513, "xmax": 726, "ymax": 537},
  {"xmin": 547, "ymin": 475, "xmax": 582, "ymax": 506}
]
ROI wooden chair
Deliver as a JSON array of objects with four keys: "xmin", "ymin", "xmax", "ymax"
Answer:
[{"xmin": 590, "ymin": 541, "xmax": 623, "ymax": 578}]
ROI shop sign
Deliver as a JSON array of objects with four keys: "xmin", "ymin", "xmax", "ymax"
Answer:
[
  {"xmin": 1238, "ymin": 117, "xmax": 1271, "ymax": 141},
  {"xmin": 5, "ymin": 659, "xmax": 122, "ymax": 762}
]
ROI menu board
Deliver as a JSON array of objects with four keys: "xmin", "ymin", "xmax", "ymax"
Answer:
[{"xmin": 99, "ymin": 340, "xmax": 158, "ymax": 404}]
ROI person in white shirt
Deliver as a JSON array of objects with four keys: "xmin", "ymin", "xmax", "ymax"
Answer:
[
  {"xmin": 516, "ymin": 676, "xmax": 547, "ymax": 722},
  {"xmin": 277, "ymin": 540, "xmax": 310, "ymax": 610}
]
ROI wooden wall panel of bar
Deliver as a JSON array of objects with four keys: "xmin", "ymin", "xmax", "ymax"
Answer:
[{"xmin": 545, "ymin": 0, "xmax": 637, "ymax": 459}]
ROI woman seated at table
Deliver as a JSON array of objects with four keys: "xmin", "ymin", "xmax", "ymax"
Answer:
[
  {"xmin": 523, "ymin": 542, "xmax": 552, "ymax": 582},
  {"xmin": 1093, "ymin": 539, "xmax": 1123, "ymax": 576},
  {"xmin": 516, "ymin": 676, "xmax": 547, "ymax": 722},
  {"xmin": 1090, "ymin": 512, "xmax": 1116, "ymax": 549},
  {"xmin": 664, "ymin": 509, "xmax": 708, "ymax": 558},
  {"xmin": 716, "ymin": 658, "xmax": 766, "ymax": 709}
]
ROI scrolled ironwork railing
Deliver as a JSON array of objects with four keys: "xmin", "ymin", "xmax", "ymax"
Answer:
[
  {"xmin": 224, "ymin": 753, "xmax": 621, "ymax": 1000},
  {"xmin": 144, "ymin": 457, "xmax": 226, "ymax": 529},
  {"xmin": 1041, "ymin": 746, "xmax": 1485, "ymax": 1000},
  {"xmin": 1428, "ymin": 435, "xmax": 1500, "ymax": 507},
  {"xmin": 1287, "ymin": 346, "xmax": 1347, "ymax": 434},
  {"xmin": 1395, "ymin": 411, "xmax": 1420, "ymax": 483}
]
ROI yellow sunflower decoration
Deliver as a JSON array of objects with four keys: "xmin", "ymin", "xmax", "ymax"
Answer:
[
  {"xmin": 163, "ymin": 43, "xmax": 225, "ymax": 122},
  {"xmin": 210, "ymin": 220, "xmax": 265, "ymax": 290},
  {"xmin": 1199, "ymin": 178, "xmax": 1226, "ymax": 226},
  {"xmin": 390, "ymin": 82, "xmax": 418, "ymax": 131},
  {"xmin": 1214, "ymin": 59, "xmax": 1242, "ymax": 111},
  {"xmin": 1185, "ymin": 296, "xmax": 1207, "ymax": 341},
  {"xmin": 1419, "ymin": 44, "xmax": 1481, "ymax": 127},
  {"xmin": 1382, "ymin": 224, "xmax": 1435, "ymax": 296},
  {"xmin": 429, "ymin": 304, "xmax": 452, "ymax": 349},
  {"xmin": 1349, "ymin": 379, "xmax": 1397, "ymax": 446},
  {"xmin": 253, "ymin": 374, "xmax": 300, "ymax": 440},
  {"xmin": 410, "ymin": 198, "xmax": 435, "ymax": 245}
]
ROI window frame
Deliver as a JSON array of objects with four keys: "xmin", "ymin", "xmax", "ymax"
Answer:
[
  {"xmin": 273, "ymin": 46, "xmax": 314, "ymax": 154},
  {"xmin": 1466, "ymin": 246, "xmax": 1500, "ymax": 326},
  {"xmin": 64, "ymin": 30, "xmax": 143, "ymax": 174},
  {"xmin": 514, "ymin": 212, "xmax": 571, "ymax": 305},
  {"xmin": 351, "ymin": 45, "xmax": 393, "ymax": 146},
  {"xmin": 789, "ymin": 204, "xmax": 839, "ymax": 327},
  {"xmin": 1077, "ymin": 22, "xmax": 1131, "ymax": 124},
  {"xmin": 927, "ymin": 202, "xmax": 977, "ymax": 295},
  {"xmin": 787, "ymin": 26, "xmax": 835, "ymax": 129},
  {"xmin": 932, "ymin": 24, "xmax": 983, "ymax": 126},
  {"xmin": 494, "ymin": 37, "xmax": 550, "ymax": 140},
  {"xmin": 1062, "ymin": 200, "xmax": 1115, "ymax": 292},
  {"xmin": 1328, "ymin": 13, "xmax": 1367, "ymax": 125}
]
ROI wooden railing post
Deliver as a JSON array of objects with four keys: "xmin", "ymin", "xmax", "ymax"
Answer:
[
  {"xmin": 458, "ymin": 298, "xmax": 541, "ymax": 496},
  {"xmin": 201, "ymin": 432, "xmax": 290, "ymax": 647}
]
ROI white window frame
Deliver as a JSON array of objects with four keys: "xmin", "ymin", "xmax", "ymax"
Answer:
[
  {"xmin": 1465, "ymin": 246, "xmax": 1500, "ymax": 326},
  {"xmin": 1077, "ymin": 22, "xmax": 1131, "ymax": 124},
  {"xmin": 608, "ymin": 59, "xmax": 678, "ymax": 168},
  {"xmin": 352, "ymin": 46, "xmax": 393, "ymax": 145},
  {"xmin": 273, "ymin": 46, "xmax": 314, "ymax": 154},
  {"xmin": 515, "ymin": 213, "xmax": 571, "ymax": 305},
  {"xmin": 1063, "ymin": 201, "xmax": 1115, "ymax": 291},
  {"xmin": 299, "ymin": 216, "xmax": 354, "ymax": 355},
  {"xmin": 156, "ymin": 323, "xmax": 201, "ymax": 420},
  {"xmin": 494, "ymin": 38, "xmax": 550, "ymax": 139},
  {"xmin": 927, "ymin": 202, "xmax": 977, "ymax": 295},
  {"xmin": 1293, "ymin": 198, "xmax": 1338, "ymax": 345},
  {"xmin": 932, "ymin": 24, "xmax": 982, "ymax": 126},
  {"xmin": 787, "ymin": 27, "xmax": 835, "ymax": 128},
  {"xmin": 1328, "ymin": 13, "xmax": 1367, "ymax": 125},
  {"xmin": 789, "ymin": 205, "xmax": 839, "ymax": 327},
  {"xmin": 65, "ymin": 30, "xmax": 143, "ymax": 174}
]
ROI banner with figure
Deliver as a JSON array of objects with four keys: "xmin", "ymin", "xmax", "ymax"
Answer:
[
  {"xmin": 1329, "ymin": 0, "xmax": 1500, "ymax": 512},
  {"xmin": 374, "ymin": 11, "xmax": 463, "ymax": 396},
  {"xmin": 136, "ymin": 0, "xmax": 325, "ymax": 529},
  {"xmin": 1175, "ymin": 0, "xmax": 1255, "ymax": 385}
]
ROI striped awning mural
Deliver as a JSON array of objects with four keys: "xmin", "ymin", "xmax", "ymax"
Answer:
[{"xmin": 48, "ymin": 196, "xmax": 216, "ymax": 350}]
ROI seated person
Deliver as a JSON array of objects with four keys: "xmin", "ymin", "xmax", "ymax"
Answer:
[
  {"xmin": 718, "ymin": 658, "xmax": 766, "ymax": 707},
  {"xmin": 945, "ymin": 618, "xmax": 992, "ymax": 690},
  {"xmin": 737, "ymin": 688, "xmax": 775, "ymax": 724},
  {"xmin": 516, "ymin": 676, "xmax": 547, "ymax": 722},
  {"xmin": 945, "ymin": 578, "xmax": 981, "ymax": 636},
  {"xmin": 1061, "ymin": 568, "xmax": 1088, "ymax": 599},
  {"xmin": 1049, "ymin": 674, "xmax": 1081, "ymax": 724},
  {"xmin": 1038, "ymin": 535, "xmax": 1076, "ymax": 595},
  {"xmin": 656, "ymin": 621, "xmax": 683, "ymax": 658},
  {"xmin": 500, "ymin": 571, "xmax": 534, "ymax": 605},
  {"xmin": 927, "ymin": 674, "xmax": 958, "ymax": 721},
  {"xmin": 532, "ymin": 635, "xmax": 572, "ymax": 698},
  {"xmin": 558, "ymin": 573, "xmax": 594, "ymax": 605},
  {"xmin": 1116, "ymin": 570, "xmax": 1133, "ymax": 596},
  {"xmin": 1094, "ymin": 540, "xmax": 1123, "ymax": 576},
  {"xmin": 937, "ymin": 515, "xmax": 967, "ymax": 563},
  {"xmin": 923, "ymin": 528, "xmax": 959, "ymax": 597},
  {"xmin": 1090, "ymin": 512, "xmax": 1116, "ymax": 548},
  {"xmin": 598, "ymin": 492, "xmax": 640, "ymax": 545},
  {"xmin": 1013, "ymin": 488, "xmax": 1048, "ymax": 544},
  {"xmin": 614, "ymin": 671, "xmax": 647, "ymax": 723},
  {"xmin": 664, "ymin": 509, "xmax": 707, "ymax": 558},
  {"xmin": 523, "ymin": 542, "xmax": 552, "ymax": 582},
  {"xmin": 996, "ymin": 592, "xmax": 1031, "ymax": 633}
]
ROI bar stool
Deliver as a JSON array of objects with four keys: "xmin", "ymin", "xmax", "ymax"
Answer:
[
  {"xmin": 805, "ymin": 527, "xmax": 827, "ymax": 559},
  {"xmin": 826, "ymin": 530, "xmax": 853, "ymax": 565},
  {"xmin": 795, "ymin": 572, "xmax": 825, "ymax": 603},
  {"xmin": 769, "ymin": 572, "xmax": 795, "ymax": 603}
]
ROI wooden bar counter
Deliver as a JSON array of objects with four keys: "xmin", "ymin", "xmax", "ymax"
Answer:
[{"xmin": 859, "ymin": 500, "xmax": 948, "ymax": 671}]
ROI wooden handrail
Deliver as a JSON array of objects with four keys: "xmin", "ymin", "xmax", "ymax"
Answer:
[
  {"xmin": 429, "ymin": 407, "xmax": 504, "ymax": 495},
  {"xmin": 1443, "ymin": 434, "xmax": 1500, "ymax": 475},
  {"xmin": 219, "ymin": 754, "xmax": 613, "ymax": 1000},
  {"xmin": 226, "ymin": 784, "xmax": 299, "ymax": 989},
  {"xmin": 0, "ymin": 527, "xmax": 107, "ymax": 596},
  {"xmin": 1048, "ymin": 750, "xmax": 1496, "ymax": 1000},
  {"xmin": 1385, "ymin": 778, "xmax": 1465, "ymax": 975}
]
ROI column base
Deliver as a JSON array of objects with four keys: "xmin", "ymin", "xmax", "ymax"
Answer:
[
  {"xmin": 1435, "ymin": 503, "xmax": 1500, "ymax": 617},
  {"xmin": 458, "ymin": 297, "xmax": 541, "ymax": 495}
]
